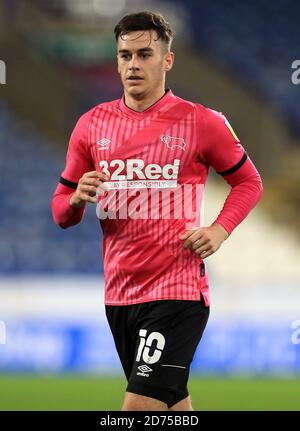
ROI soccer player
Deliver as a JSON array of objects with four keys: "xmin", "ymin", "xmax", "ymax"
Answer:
[{"xmin": 52, "ymin": 11, "xmax": 263, "ymax": 411}]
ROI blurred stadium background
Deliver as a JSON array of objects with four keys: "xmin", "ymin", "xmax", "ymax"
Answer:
[{"xmin": 0, "ymin": 0, "xmax": 300, "ymax": 411}]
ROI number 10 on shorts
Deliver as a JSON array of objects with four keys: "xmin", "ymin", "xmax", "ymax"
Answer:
[{"xmin": 136, "ymin": 329, "xmax": 166, "ymax": 365}]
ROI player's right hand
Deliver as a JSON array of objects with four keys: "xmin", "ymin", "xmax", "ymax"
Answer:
[{"xmin": 70, "ymin": 170, "xmax": 110, "ymax": 208}]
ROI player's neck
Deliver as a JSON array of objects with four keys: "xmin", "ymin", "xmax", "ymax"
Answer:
[{"xmin": 124, "ymin": 88, "xmax": 166, "ymax": 113}]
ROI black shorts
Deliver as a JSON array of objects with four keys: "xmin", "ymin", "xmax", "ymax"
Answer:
[{"xmin": 105, "ymin": 296, "xmax": 210, "ymax": 408}]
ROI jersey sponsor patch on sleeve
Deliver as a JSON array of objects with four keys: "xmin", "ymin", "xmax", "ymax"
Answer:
[{"xmin": 224, "ymin": 118, "xmax": 240, "ymax": 142}]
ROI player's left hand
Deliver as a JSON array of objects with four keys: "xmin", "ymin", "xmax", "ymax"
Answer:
[{"xmin": 179, "ymin": 223, "xmax": 229, "ymax": 259}]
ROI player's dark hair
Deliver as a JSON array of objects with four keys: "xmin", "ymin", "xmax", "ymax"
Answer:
[{"xmin": 114, "ymin": 11, "xmax": 174, "ymax": 49}]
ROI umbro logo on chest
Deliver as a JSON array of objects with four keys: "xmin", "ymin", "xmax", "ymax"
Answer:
[{"xmin": 97, "ymin": 138, "xmax": 111, "ymax": 150}]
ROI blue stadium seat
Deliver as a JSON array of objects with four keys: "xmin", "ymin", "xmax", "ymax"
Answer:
[
  {"xmin": 0, "ymin": 103, "xmax": 103, "ymax": 274},
  {"xmin": 167, "ymin": 0, "xmax": 300, "ymax": 135}
]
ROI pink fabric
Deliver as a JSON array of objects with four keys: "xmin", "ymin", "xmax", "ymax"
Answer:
[
  {"xmin": 52, "ymin": 183, "xmax": 85, "ymax": 229},
  {"xmin": 52, "ymin": 90, "xmax": 263, "ymax": 305},
  {"xmin": 214, "ymin": 157, "xmax": 263, "ymax": 234}
]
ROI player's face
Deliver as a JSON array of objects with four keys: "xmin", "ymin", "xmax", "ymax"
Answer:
[{"xmin": 117, "ymin": 30, "xmax": 174, "ymax": 100}]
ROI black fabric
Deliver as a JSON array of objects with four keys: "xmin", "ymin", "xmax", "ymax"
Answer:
[
  {"xmin": 105, "ymin": 297, "xmax": 210, "ymax": 408},
  {"xmin": 217, "ymin": 151, "xmax": 248, "ymax": 176},
  {"xmin": 59, "ymin": 176, "xmax": 78, "ymax": 189}
]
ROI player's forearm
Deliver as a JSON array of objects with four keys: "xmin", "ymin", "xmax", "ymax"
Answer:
[
  {"xmin": 214, "ymin": 158, "xmax": 263, "ymax": 235},
  {"xmin": 52, "ymin": 183, "xmax": 85, "ymax": 229}
]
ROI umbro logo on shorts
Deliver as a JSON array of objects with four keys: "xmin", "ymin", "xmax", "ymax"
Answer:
[
  {"xmin": 138, "ymin": 365, "xmax": 152, "ymax": 373},
  {"xmin": 137, "ymin": 364, "xmax": 153, "ymax": 377}
]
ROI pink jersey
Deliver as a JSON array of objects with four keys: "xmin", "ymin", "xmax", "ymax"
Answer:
[{"xmin": 52, "ymin": 90, "xmax": 263, "ymax": 306}]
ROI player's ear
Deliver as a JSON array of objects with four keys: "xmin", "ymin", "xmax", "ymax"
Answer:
[{"xmin": 164, "ymin": 51, "xmax": 174, "ymax": 72}]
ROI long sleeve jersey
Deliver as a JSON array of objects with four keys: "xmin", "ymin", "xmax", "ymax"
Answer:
[{"xmin": 52, "ymin": 90, "xmax": 263, "ymax": 306}]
